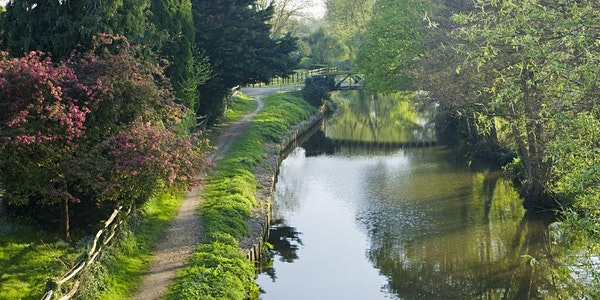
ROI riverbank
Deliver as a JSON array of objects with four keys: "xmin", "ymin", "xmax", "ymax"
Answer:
[
  {"xmin": 164, "ymin": 89, "xmax": 319, "ymax": 299},
  {"xmin": 241, "ymin": 110, "xmax": 323, "ymax": 260}
]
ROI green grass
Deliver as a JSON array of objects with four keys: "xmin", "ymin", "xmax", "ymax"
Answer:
[
  {"xmin": 0, "ymin": 91, "xmax": 314, "ymax": 300},
  {"xmin": 223, "ymin": 93, "xmax": 258, "ymax": 122},
  {"xmin": 165, "ymin": 91, "xmax": 315, "ymax": 300},
  {"xmin": 81, "ymin": 191, "xmax": 184, "ymax": 299},
  {"xmin": 207, "ymin": 93, "xmax": 258, "ymax": 146},
  {"xmin": 0, "ymin": 189, "xmax": 186, "ymax": 300},
  {"xmin": 0, "ymin": 219, "xmax": 81, "ymax": 299}
]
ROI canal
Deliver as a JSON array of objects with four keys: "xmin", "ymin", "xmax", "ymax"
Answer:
[{"xmin": 256, "ymin": 91, "xmax": 580, "ymax": 299}]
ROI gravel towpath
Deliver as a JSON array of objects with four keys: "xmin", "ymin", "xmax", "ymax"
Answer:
[{"xmin": 132, "ymin": 87, "xmax": 280, "ymax": 299}]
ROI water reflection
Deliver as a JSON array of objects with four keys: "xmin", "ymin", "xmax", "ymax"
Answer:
[
  {"xmin": 326, "ymin": 91, "xmax": 435, "ymax": 145},
  {"xmin": 257, "ymin": 91, "xmax": 583, "ymax": 299},
  {"xmin": 262, "ymin": 219, "xmax": 302, "ymax": 282}
]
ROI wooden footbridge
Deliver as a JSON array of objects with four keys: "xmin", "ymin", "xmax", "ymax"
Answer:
[
  {"xmin": 247, "ymin": 67, "xmax": 365, "ymax": 90},
  {"xmin": 333, "ymin": 72, "xmax": 365, "ymax": 91},
  {"xmin": 309, "ymin": 67, "xmax": 365, "ymax": 91}
]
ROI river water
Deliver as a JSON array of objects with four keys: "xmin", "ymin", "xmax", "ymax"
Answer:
[{"xmin": 256, "ymin": 91, "xmax": 579, "ymax": 299}]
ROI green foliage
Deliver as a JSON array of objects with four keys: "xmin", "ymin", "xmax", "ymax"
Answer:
[
  {"xmin": 255, "ymin": 0, "xmax": 316, "ymax": 39},
  {"xmin": 546, "ymin": 112, "xmax": 600, "ymax": 280},
  {"xmin": 0, "ymin": 0, "xmax": 155, "ymax": 59},
  {"xmin": 302, "ymin": 75, "xmax": 335, "ymax": 107},
  {"xmin": 303, "ymin": 27, "xmax": 350, "ymax": 67},
  {"xmin": 192, "ymin": 0, "xmax": 299, "ymax": 122},
  {"xmin": 325, "ymin": 0, "xmax": 376, "ymax": 62},
  {"xmin": 150, "ymin": 0, "xmax": 211, "ymax": 112},
  {"xmin": 355, "ymin": 0, "xmax": 428, "ymax": 92},
  {"xmin": 167, "ymin": 91, "xmax": 315, "ymax": 299},
  {"xmin": 547, "ymin": 112, "xmax": 600, "ymax": 206},
  {"xmin": 450, "ymin": 0, "xmax": 600, "ymax": 205}
]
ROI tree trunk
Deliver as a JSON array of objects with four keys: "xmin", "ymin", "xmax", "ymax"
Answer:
[
  {"xmin": 518, "ymin": 70, "xmax": 553, "ymax": 209},
  {"xmin": 61, "ymin": 198, "xmax": 71, "ymax": 243}
]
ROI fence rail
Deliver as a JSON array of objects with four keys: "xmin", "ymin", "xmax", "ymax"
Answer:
[{"xmin": 41, "ymin": 206, "xmax": 131, "ymax": 300}]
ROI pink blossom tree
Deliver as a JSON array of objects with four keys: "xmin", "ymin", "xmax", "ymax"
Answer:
[
  {"xmin": 0, "ymin": 50, "xmax": 92, "ymax": 241},
  {"xmin": 0, "ymin": 35, "xmax": 210, "ymax": 241}
]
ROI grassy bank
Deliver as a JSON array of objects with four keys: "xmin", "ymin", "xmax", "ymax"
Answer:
[
  {"xmin": 0, "ymin": 91, "xmax": 312, "ymax": 299},
  {"xmin": 0, "ymin": 183, "xmax": 187, "ymax": 300},
  {"xmin": 0, "ymin": 219, "xmax": 81, "ymax": 299},
  {"xmin": 0, "ymin": 93, "xmax": 258, "ymax": 299},
  {"xmin": 85, "ymin": 92, "xmax": 260, "ymax": 298},
  {"xmin": 165, "ymin": 91, "xmax": 316, "ymax": 299}
]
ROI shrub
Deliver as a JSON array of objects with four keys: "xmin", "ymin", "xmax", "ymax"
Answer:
[{"xmin": 301, "ymin": 75, "xmax": 335, "ymax": 107}]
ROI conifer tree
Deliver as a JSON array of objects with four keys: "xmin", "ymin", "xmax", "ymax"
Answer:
[
  {"xmin": 192, "ymin": 0, "xmax": 298, "ymax": 123},
  {"xmin": 0, "ymin": 0, "xmax": 154, "ymax": 59}
]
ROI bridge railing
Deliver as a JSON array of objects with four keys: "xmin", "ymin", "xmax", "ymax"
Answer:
[{"xmin": 246, "ymin": 67, "xmax": 338, "ymax": 88}]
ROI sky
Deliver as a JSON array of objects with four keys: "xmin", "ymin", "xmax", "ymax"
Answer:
[{"xmin": 302, "ymin": 0, "xmax": 326, "ymax": 18}]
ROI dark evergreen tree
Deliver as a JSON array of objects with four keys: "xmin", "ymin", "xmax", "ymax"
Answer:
[
  {"xmin": 0, "ymin": 0, "xmax": 154, "ymax": 59},
  {"xmin": 192, "ymin": 0, "xmax": 298, "ymax": 123},
  {"xmin": 150, "ymin": 0, "xmax": 210, "ymax": 113}
]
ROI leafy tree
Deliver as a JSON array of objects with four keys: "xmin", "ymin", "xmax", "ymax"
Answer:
[
  {"xmin": 0, "ymin": 50, "xmax": 92, "ymax": 241},
  {"xmin": 303, "ymin": 27, "xmax": 349, "ymax": 67},
  {"xmin": 256, "ymin": 0, "xmax": 317, "ymax": 38},
  {"xmin": 451, "ymin": 0, "xmax": 600, "ymax": 207},
  {"xmin": 0, "ymin": 0, "xmax": 211, "ymax": 118},
  {"xmin": 69, "ymin": 35, "xmax": 209, "ymax": 208},
  {"xmin": 324, "ymin": 0, "xmax": 376, "ymax": 62},
  {"xmin": 0, "ymin": 0, "xmax": 155, "ymax": 59},
  {"xmin": 191, "ymin": 0, "xmax": 298, "ymax": 123},
  {"xmin": 411, "ymin": 0, "xmax": 513, "ymax": 164},
  {"xmin": 0, "ymin": 35, "xmax": 209, "ymax": 241},
  {"xmin": 302, "ymin": 74, "xmax": 335, "ymax": 107},
  {"xmin": 355, "ymin": 0, "xmax": 428, "ymax": 92},
  {"xmin": 547, "ymin": 112, "xmax": 600, "ymax": 298}
]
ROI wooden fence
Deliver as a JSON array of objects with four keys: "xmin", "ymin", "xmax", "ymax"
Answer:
[{"xmin": 41, "ymin": 206, "xmax": 131, "ymax": 300}]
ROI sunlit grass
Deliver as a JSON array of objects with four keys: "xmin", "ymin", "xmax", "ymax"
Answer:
[
  {"xmin": 0, "ymin": 219, "xmax": 80, "ymax": 299},
  {"xmin": 224, "ymin": 93, "xmax": 258, "ymax": 122},
  {"xmin": 90, "ymin": 191, "xmax": 184, "ymax": 299},
  {"xmin": 165, "ymin": 91, "xmax": 316, "ymax": 299}
]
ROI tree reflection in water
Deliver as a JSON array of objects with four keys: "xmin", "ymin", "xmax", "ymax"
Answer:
[
  {"xmin": 262, "ymin": 218, "xmax": 303, "ymax": 281},
  {"xmin": 362, "ymin": 169, "xmax": 584, "ymax": 299},
  {"xmin": 258, "ymin": 90, "xmax": 589, "ymax": 299}
]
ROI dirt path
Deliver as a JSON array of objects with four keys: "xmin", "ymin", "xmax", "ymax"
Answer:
[{"xmin": 132, "ymin": 87, "xmax": 281, "ymax": 299}]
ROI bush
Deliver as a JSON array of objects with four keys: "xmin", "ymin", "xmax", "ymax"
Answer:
[
  {"xmin": 0, "ymin": 35, "xmax": 210, "ymax": 241},
  {"xmin": 301, "ymin": 75, "xmax": 335, "ymax": 107}
]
